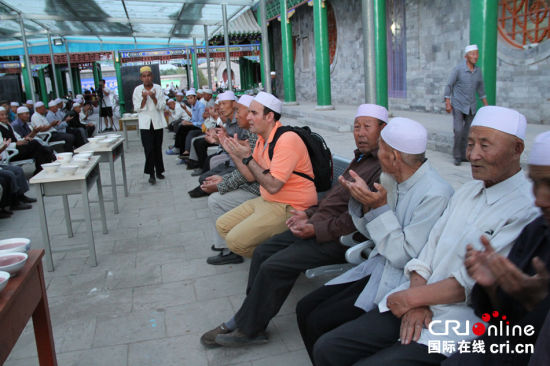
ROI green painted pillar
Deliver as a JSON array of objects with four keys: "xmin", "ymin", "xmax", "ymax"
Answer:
[
  {"xmin": 38, "ymin": 69, "xmax": 48, "ymax": 104},
  {"xmin": 72, "ymin": 67, "xmax": 81, "ymax": 95},
  {"xmin": 55, "ymin": 67, "xmax": 67, "ymax": 98},
  {"xmin": 192, "ymin": 47, "xmax": 199, "ymax": 89},
  {"xmin": 313, "ymin": 0, "xmax": 332, "ymax": 109},
  {"xmin": 256, "ymin": 10, "xmax": 267, "ymax": 90},
  {"xmin": 92, "ymin": 61, "xmax": 100, "ymax": 90},
  {"xmin": 246, "ymin": 59, "xmax": 253, "ymax": 89},
  {"xmin": 114, "ymin": 55, "xmax": 125, "ymax": 115},
  {"xmin": 55, "ymin": 67, "xmax": 65, "ymax": 97},
  {"xmin": 21, "ymin": 65, "xmax": 33, "ymax": 101},
  {"xmin": 373, "ymin": 0, "xmax": 388, "ymax": 108},
  {"xmin": 470, "ymin": 0, "xmax": 498, "ymax": 106},
  {"xmin": 280, "ymin": 0, "xmax": 297, "ymax": 103},
  {"xmin": 239, "ymin": 58, "xmax": 246, "ymax": 90}
]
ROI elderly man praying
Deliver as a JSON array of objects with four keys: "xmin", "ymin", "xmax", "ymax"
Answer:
[{"xmin": 313, "ymin": 106, "xmax": 540, "ymax": 366}]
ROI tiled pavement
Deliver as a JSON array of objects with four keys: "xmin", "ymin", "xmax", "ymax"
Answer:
[{"xmin": 3, "ymin": 115, "xmax": 481, "ymax": 366}]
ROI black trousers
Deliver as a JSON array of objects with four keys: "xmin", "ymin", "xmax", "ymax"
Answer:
[
  {"xmin": 13, "ymin": 140, "xmax": 55, "ymax": 175},
  {"xmin": 313, "ymin": 310, "xmax": 446, "ymax": 366},
  {"xmin": 191, "ymin": 136, "xmax": 218, "ymax": 170},
  {"xmin": 140, "ymin": 123, "xmax": 164, "ymax": 176},
  {"xmin": 50, "ymin": 131, "xmax": 75, "ymax": 152},
  {"xmin": 66, "ymin": 127, "xmax": 86, "ymax": 148},
  {"xmin": 175, "ymin": 124, "xmax": 200, "ymax": 150},
  {"xmin": 297, "ymin": 277, "xmax": 370, "ymax": 361},
  {"xmin": 233, "ymin": 230, "xmax": 347, "ymax": 337},
  {"xmin": 0, "ymin": 175, "xmax": 13, "ymax": 207}
]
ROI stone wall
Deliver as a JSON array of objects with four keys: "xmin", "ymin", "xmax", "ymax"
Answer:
[{"xmin": 270, "ymin": 0, "xmax": 549, "ymax": 124}]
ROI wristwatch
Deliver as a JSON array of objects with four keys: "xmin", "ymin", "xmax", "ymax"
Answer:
[{"xmin": 242, "ymin": 156, "xmax": 253, "ymax": 166}]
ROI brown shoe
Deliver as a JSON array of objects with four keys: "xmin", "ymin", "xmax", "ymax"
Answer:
[{"xmin": 200, "ymin": 323, "xmax": 231, "ymax": 347}]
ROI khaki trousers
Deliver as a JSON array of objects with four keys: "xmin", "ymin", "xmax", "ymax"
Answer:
[{"xmin": 215, "ymin": 196, "xmax": 293, "ymax": 257}]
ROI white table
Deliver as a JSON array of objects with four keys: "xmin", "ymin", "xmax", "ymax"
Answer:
[
  {"xmin": 119, "ymin": 117, "xmax": 139, "ymax": 151},
  {"xmin": 75, "ymin": 137, "xmax": 128, "ymax": 214},
  {"xmin": 30, "ymin": 156, "xmax": 108, "ymax": 272}
]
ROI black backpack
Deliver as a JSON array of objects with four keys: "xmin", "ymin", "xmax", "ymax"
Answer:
[{"xmin": 267, "ymin": 126, "xmax": 333, "ymax": 192}]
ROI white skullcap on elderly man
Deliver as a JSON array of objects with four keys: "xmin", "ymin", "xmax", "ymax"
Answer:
[
  {"xmin": 381, "ymin": 117, "xmax": 428, "ymax": 154},
  {"xmin": 16, "ymin": 106, "xmax": 29, "ymax": 114},
  {"xmin": 254, "ymin": 92, "xmax": 282, "ymax": 114},
  {"xmin": 203, "ymin": 88, "xmax": 213, "ymax": 94},
  {"xmin": 528, "ymin": 131, "xmax": 550, "ymax": 166},
  {"xmin": 48, "ymin": 100, "xmax": 57, "ymax": 108},
  {"xmin": 471, "ymin": 105, "xmax": 527, "ymax": 140},
  {"xmin": 26, "ymin": 100, "xmax": 34, "ymax": 105},
  {"xmin": 355, "ymin": 104, "xmax": 389, "ymax": 123},
  {"xmin": 218, "ymin": 90, "xmax": 237, "ymax": 102},
  {"xmin": 10, "ymin": 102, "xmax": 19, "ymax": 107},
  {"xmin": 465, "ymin": 44, "xmax": 478, "ymax": 54},
  {"xmin": 237, "ymin": 95, "xmax": 254, "ymax": 108},
  {"xmin": 185, "ymin": 90, "xmax": 196, "ymax": 97},
  {"xmin": 35, "ymin": 101, "xmax": 44, "ymax": 108}
]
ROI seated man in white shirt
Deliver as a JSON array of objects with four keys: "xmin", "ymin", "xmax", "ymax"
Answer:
[
  {"xmin": 313, "ymin": 106, "xmax": 540, "ymax": 366},
  {"xmin": 31, "ymin": 101, "xmax": 74, "ymax": 152},
  {"xmin": 164, "ymin": 99, "xmax": 185, "ymax": 132},
  {"xmin": 297, "ymin": 117, "xmax": 454, "ymax": 362}
]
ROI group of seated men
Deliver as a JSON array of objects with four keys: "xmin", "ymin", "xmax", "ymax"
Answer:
[
  {"xmin": 0, "ymin": 97, "xmax": 98, "ymax": 219},
  {"xmin": 166, "ymin": 89, "xmax": 549, "ymax": 365}
]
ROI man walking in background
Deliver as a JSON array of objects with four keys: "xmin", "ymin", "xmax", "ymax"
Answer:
[{"xmin": 444, "ymin": 44, "xmax": 488, "ymax": 166}]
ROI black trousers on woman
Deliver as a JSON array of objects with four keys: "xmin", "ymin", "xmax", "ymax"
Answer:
[{"xmin": 140, "ymin": 123, "xmax": 164, "ymax": 176}]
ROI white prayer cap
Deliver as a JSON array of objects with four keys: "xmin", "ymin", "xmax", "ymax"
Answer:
[
  {"xmin": 528, "ymin": 131, "xmax": 550, "ymax": 166},
  {"xmin": 176, "ymin": 92, "xmax": 184, "ymax": 96},
  {"xmin": 237, "ymin": 95, "xmax": 254, "ymax": 108},
  {"xmin": 16, "ymin": 106, "xmax": 29, "ymax": 114},
  {"xmin": 0, "ymin": 107, "xmax": 5, "ymax": 112},
  {"xmin": 355, "ymin": 104, "xmax": 388, "ymax": 123},
  {"xmin": 253, "ymin": 91, "xmax": 282, "ymax": 114},
  {"xmin": 26, "ymin": 100, "xmax": 34, "ymax": 105},
  {"xmin": 464, "ymin": 44, "xmax": 478, "ymax": 54},
  {"xmin": 203, "ymin": 88, "xmax": 213, "ymax": 94},
  {"xmin": 218, "ymin": 90, "xmax": 236, "ymax": 102},
  {"xmin": 48, "ymin": 100, "xmax": 58, "ymax": 108},
  {"xmin": 166, "ymin": 99, "xmax": 175, "ymax": 104},
  {"xmin": 72, "ymin": 103, "xmax": 81, "ymax": 108},
  {"xmin": 10, "ymin": 102, "xmax": 19, "ymax": 107},
  {"xmin": 471, "ymin": 106, "xmax": 526, "ymax": 140},
  {"xmin": 76, "ymin": 94, "xmax": 83, "ymax": 99},
  {"xmin": 35, "ymin": 101, "xmax": 45, "ymax": 108},
  {"xmin": 185, "ymin": 90, "xmax": 196, "ymax": 97},
  {"xmin": 55, "ymin": 98, "xmax": 63, "ymax": 104},
  {"xmin": 381, "ymin": 117, "xmax": 427, "ymax": 154},
  {"xmin": 197, "ymin": 89, "xmax": 204, "ymax": 94}
]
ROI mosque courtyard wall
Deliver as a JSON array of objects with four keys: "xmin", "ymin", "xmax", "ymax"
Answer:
[{"xmin": 270, "ymin": 0, "xmax": 549, "ymax": 124}]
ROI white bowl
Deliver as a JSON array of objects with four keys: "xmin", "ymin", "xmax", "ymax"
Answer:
[
  {"xmin": 56, "ymin": 152, "xmax": 73, "ymax": 164},
  {"xmin": 98, "ymin": 138, "xmax": 116, "ymax": 146},
  {"xmin": 94, "ymin": 135, "xmax": 107, "ymax": 140},
  {"xmin": 59, "ymin": 164, "xmax": 79, "ymax": 175},
  {"xmin": 0, "ymin": 238, "xmax": 31, "ymax": 255},
  {"xmin": 0, "ymin": 253, "xmax": 28, "ymax": 275},
  {"xmin": 107, "ymin": 134, "xmax": 120, "ymax": 139},
  {"xmin": 0, "ymin": 271, "xmax": 9, "ymax": 293},
  {"xmin": 72, "ymin": 158, "xmax": 88, "ymax": 168},
  {"xmin": 75, "ymin": 152, "xmax": 92, "ymax": 159},
  {"xmin": 41, "ymin": 162, "xmax": 61, "ymax": 174}
]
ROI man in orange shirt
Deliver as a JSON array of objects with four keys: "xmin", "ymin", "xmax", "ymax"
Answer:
[
  {"xmin": 201, "ymin": 103, "xmax": 385, "ymax": 348},
  {"xmin": 216, "ymin": 91, "xmax": 318, "ymax": 259}
]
